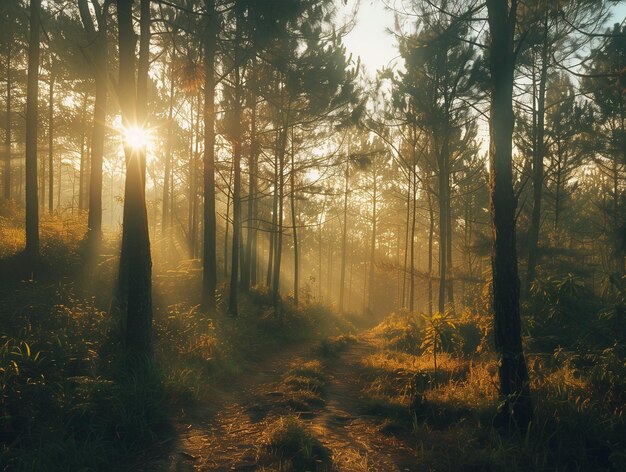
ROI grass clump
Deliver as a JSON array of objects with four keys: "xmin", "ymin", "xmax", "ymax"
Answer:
[
  {"xmin": 313, "ymin": 334, "xmax": 357, "ymax": 358},
  {"xmin": 276, "ymin": 360, "xmax": 328, "ymax": 412},
  {"xmin": 259, "ymin": 416, "xmax": 330, "ymax": 471}
]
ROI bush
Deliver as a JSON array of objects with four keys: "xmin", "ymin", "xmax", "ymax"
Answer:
[{"xmin": 373, "ymin": 311, "xmax": 422, "ymax": 354}]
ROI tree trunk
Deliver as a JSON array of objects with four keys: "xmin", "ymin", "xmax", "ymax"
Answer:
[
  {"xmin": 339, "ymin": 155, "xmax": 349, "ymax": 312},
  {"xmin": 162, "ymin": 54, "xmax": 174, "ymax": 237},
  {"xmin": 526, "ymin": 14, "xmax": 549, "ymax": 294},
  {"xmin": 368, "ymin": 165, "xmax": 377, "ymax": 313},
  {"xmin": 79, "ymin": 0, "xmax": 108, "ymax": 240},
  {"xmin": 486, "ymin": 0, "xmax": 532, "ymax": 429},
  {"xmin": 188, "ymin": 97, "xmax": 196, "ymax": 254},
  {"xmin": 224, "ymin": 162, "xmax": 232, "ymax": 278},
  {"xmin": 266, "ymin": 130, "xmax": 278, "ymax": 288},
  {"xmin": 242, "ymin": 69, "xmax": 257, "ymax": 292},
  {"xmin": 117, "ymin": 0, "xmax": 153, "ymax": 355},
  {"xmin": 446, "ymin": 183, "xmax": 454, "ymax": 307},
  {"xmin": 3, "ymin": 38, "xmax": 11, "ymax": 200},
  {"xmin": 428, "ymin": 190, "xmax": 434, "ymax": 316},
  {"xmin": 401, "ymin": 160, "xmax": 411, "ymax": 308},
  {"xmin": 228, "ymin": 7, "xmax": 243, "ymax": 316},
  {"xmin": 191, "ymin": 95, "xmax": 201, "ymax": 258},
  {"xmin": 202, "ymin": 0, "xmax": 217, "ymax": 311},
  {"xmin": 290, "ymin": 131, "xmax": 299, "ymax": 305},
  {"xmin": 409, "ymin": 153, "xmax": 417, "ymax": 312},
  {"xmin": 25, "ymin": 0, "xmax": 41, "ymax": 268},
  {"xmin": 272, "ymin": 123, "xmax": 287, "ymax": 307},
  {"xmin": 78, "ymin": 94, "xmax": 87, "ymax": 211},
  {"xmin": 47, "ymin": 67, "xmax": 54, "ymax": 214},
  {"xmin": 437, "ymin": 150, "xmax": 447, "ymax": 314}
]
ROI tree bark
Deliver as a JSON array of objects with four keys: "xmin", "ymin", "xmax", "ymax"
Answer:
[
  {"xmin": 162, "ymin": 54, "xmax": 174, "ymax": 237},
  {"xmin": 367, "ymin": 164, "xmax": 377, "ymax": 313},
  {"xmin": 437, "ymin": 145, "xmax": 447, "ymax": 314},
  {"xmin": 79, "ymin": 0, "xmax": 109, "ymax": 241},
  {"xmin": 78, "ymin": 94, "xmax": 87, "ymax": 211},
  {"xmin": 117, "ymin": 0, "xmax": 153, "ymax": 355},
  {"xmin": 428, "ymin": 190, "xmax": 434, "ymax": 316},
  {"xmin": 47, "ymin": 66, "xmax": 54, "ymax": 214},
  {"xmin": 339, "ymin": 154, "xmax": 349, "ymax": 312},
  {"xmin": 228, "ymin": 6, "xmax": 243, "ymax": 316},
  {"xmin": 526, "ymin": 13, "xmax": 549, "ymax": 295},
  {"xmin": 202, "ymin": 0, "xmax": 218, "ymax": 311},
  {"xmin": 486, "ymin": 0, "xmax": 532, "ymax": 429},
  {"xmin": 242, "ymin": 66, "xmax": 257, "ymax": 292},
  {"xmin": 272, "ymin": 123, "xmax": 287, "ymax": 307},
  {"xmin": 290, "ymin": 130, "xmax": 299, "ymax": 305},
  {"xmin": 25, "ymin": 0, "xmax": 41, "ymax": 268},
  {"xmin": 3, "ymin": 37, "xmax": 11, "ymax": 200},
  {"xmin": 401, "ymin": 162, "xmax": 411, "ymax": 308}
]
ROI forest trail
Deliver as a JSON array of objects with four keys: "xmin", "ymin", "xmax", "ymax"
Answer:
[{"xmin": 148, "ymin": 332, "xmax": 420, "ymax": 471}]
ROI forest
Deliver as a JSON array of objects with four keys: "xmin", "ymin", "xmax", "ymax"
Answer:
[{"xmin": 0, "ymin": 0, "xmax": 624, "ymax": 470}]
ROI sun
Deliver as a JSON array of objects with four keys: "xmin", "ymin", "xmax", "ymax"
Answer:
[{"xmin": 122, "ymin": 125, "xmax": 152, "ymax": 151}]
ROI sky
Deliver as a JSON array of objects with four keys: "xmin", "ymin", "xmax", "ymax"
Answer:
[
  {"xmin": 341, "ymin": 0, "xmax": 398, "ymax": 75},
  {"xmin": 342, "ymin": 0, "xmax": 626, "ymax": 76}
]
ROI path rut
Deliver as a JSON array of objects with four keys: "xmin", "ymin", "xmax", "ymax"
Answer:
[{"xmin": 151, "ymin": 334, "xmax": 419, "ymax": 471}]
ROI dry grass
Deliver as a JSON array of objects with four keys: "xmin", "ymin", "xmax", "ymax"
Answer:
[{"xmin": 259, "ymin": 416, "xmax": 330, "ymax": 471}]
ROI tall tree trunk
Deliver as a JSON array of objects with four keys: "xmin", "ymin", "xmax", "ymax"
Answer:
[
  {"xmin": 428, "ymin": 190, "xmax": 434, "ymax": 316},
  {"xmin": 117, "ymin": 0, "xmax": 153, "ymax": 355},
  {"xmin": 339, "ymin": 154, "xmax": 349, "ymax": 312},
  {"xmin": 162, "ymin": 54, "xmax": 174, "ymax": 236},
  {"xmin": 242, "ymin": 71, "xmax": 257, "ymax": 293},
  {"xmin": 526, "ymin": 14, "xmax": 549, "ymax": 295},
  {"xmin": 367, "ymin": 166, "xmax": 377, "ymax": 313},
  {"xmin": 228, "ymin": 7, "xmax": 243, "ymax": 316},
  {"xmin": 47, "ymin": 66, "xmax": 54, "ymax": 213},
  {"xmin": 486, "ymin": 0, "xmax": 532, "ymax": 429},
  {"xmin": 224, "ymin": 160, "xmax": 233, "ymax": 277},
  {"xmin": 290, "ymin": 131, "xmax": 299, "ymax": 305},
  {"xmin": 188, "ymin": 96, "xmax": 196, "ymax": 254},
  {"xmin": 78, "ymin": 94, "xmax": 87, "ymax": 211},
  {"xmin": 437, "ymin": 150, "xmax": 447, "ymax": 314},
  {"xmin": 446, "ymin": 186, "xmax": 454, "ymax": 306},
  {"xmin": 266, "ymin": 130, "xmax": 278, "ymax": 288},
  {"xmin": 318, "ymin": 216, "xmax": 323, "ymax": 300},
  {"xmin": 272, "ymin": 123, "xmax": 287, "ymax": 307},
  {"xmin": 191, "ymin": 95, "xmax": 201, "ymax": 258},
  {"xmin": 401, "ymin": 164, "xmax": 411, "ymax": 308},
  {"xmin": 409, "ymin": 157, "xmax": 417, "ymax": 312},
  {"xmin": 202, "ymin": 0, "xmax": 217, "ymax": 311},
  {"xmin": 3, "ymin": 39, "xmax": 11, "ymax": 200},
  {"xmin": 25, "ymin": 0, "xmax": 41, "ymax": 268},
  {"xmin": 554, "ymin": 139, "xmax": 562, "ymax": 233},
  {"xmin": 78, "ymin": 0, "xmax": 109, "ymax": 242}
]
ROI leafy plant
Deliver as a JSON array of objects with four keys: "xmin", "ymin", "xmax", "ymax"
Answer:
[{"xmin": 421, "ymin": 310, "xmax": 458, "ymax": 374}]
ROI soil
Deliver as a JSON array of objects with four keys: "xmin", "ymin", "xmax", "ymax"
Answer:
[{"xmin": 146, "ymin": 333, "xmax": 421, "ymax": 471}]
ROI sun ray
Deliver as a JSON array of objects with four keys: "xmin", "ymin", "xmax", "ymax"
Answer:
[{"xmin": 122, "ymin": 125, "xmax": 152, "ymax": 152}]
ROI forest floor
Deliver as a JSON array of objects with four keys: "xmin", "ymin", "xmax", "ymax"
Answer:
[{"xmin": 146, "ymin": 331, "xmax": 422, "ymax": 472}]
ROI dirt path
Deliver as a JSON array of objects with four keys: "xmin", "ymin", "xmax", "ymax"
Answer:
[
  {"xmin": 308, "ymin": 336, "xmax": 417, "ymax": 471},
  {"xmin": 151, "ymin": 334, "xmax": 419, "ymax": 471}
]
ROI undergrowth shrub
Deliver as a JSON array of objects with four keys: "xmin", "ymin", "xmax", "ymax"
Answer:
[{"xmin": 372, "ymin": 310, "xmax": 422, "ymax": 354}]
